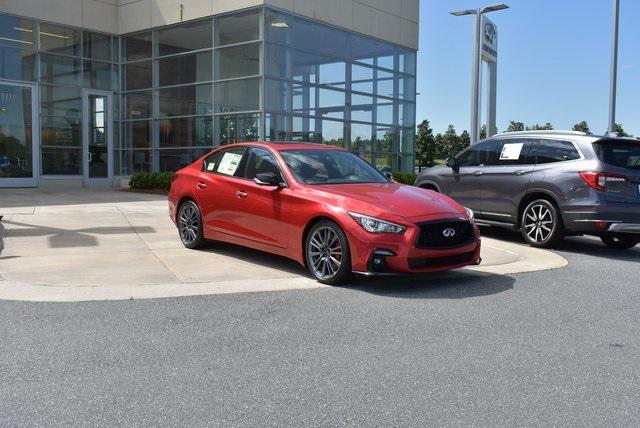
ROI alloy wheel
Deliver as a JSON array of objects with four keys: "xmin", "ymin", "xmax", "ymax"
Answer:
[
  {"xmin": 308, "ymin": 226, "xmax": 343, "ymax": 280},
  {"xmin": 523, "ymin": 203, "xmax": 555, "ymax": 244},
  {"xmin": 178, "ymin": 203, "xmax": 200, "ymax": 246}
]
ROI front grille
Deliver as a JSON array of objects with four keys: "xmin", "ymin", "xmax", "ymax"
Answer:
[
  {"xmin": 408, "ymin": 252, "xmax": 474, "ymax": 269},
  {"xmin": 416, "ymin": 219, "xmax": 474, "ymax": 249}
]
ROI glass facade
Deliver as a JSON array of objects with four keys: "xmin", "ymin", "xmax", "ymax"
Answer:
[{"xmin": 0, "ymin": 6, "xmax": 416, "ymax": 182}]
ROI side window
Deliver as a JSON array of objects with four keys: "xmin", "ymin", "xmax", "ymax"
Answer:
[
  {"xmin": 245, "ymin": 148, "xmax": 283, "ymax": 181},
  {"xmin": 535, "ymin": 139, "xmax": 581, "ymax": 164},
  {"xmin": 457, "ymin": 140, "xmax": 498, "ymax": 167},
  {"xmin": 204, "ymin": 147, "xmax": 247, "ymax": 177},
  {"xmin": 490, "ymin": 139, "xmax": 537, "ymax": 166}
]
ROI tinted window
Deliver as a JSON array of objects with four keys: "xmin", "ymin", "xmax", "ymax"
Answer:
[
  {"xmin": 490, "ymin": 139, "xmax": 536, "ymax": 166},
  {"xmin": 245, "ymin": 148, "xmax": 283, "ymax": 180},
  {"xmin": 281, "ymin": 150, "xmax": 387, "ymax": 184},
  {"xmin": 203, "ymin": 147, "xmax": 247, "ymax": 177},
  {"xmin": 535, "ymin": 139, "xmax": 580, "ymax": 163},
  {"xmin": 593, "ymin": 140, "xmax": 640, "ymax": 170},
  {"xmin": 457, "ymin": 140, "xmax": 498, "ymax": 167}
]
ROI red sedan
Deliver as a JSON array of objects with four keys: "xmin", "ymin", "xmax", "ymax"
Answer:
[{"xmin": 168, "ymin": 142, "xmax": 481, "ymax": 285}]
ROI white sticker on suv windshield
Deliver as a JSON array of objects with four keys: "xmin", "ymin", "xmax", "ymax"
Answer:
[
  {"xmin": 500, "ymin": 143, "xmax": 524, "ymax": 161},
  {"xmin": 217, "ymin": 152, "xmax": 243, "ymax": 175}
]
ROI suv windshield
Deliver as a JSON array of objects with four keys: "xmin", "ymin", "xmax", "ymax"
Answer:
[
  {"xmin": 280, "ymin": 150, "xmax": 388, "ymax": 184},
  {"xmin": 593, "ymin": 140, "xmax": 640, "ymax": 170}
]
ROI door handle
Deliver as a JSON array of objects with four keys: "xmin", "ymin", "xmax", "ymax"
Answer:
[
  {"xmin": 514, "ymin": 170, "xmax": 526, "ymax": 176},
  {"xmin": 196, "ymin": 182, "xmax": 207, "ymax": 189},
  {"xmin": 473, "ymin": 171, "xmax": 483, "ymax": 176},
  {"xmin": 235, "ymin": 190, "xmax": 248, "ymax": 198}
]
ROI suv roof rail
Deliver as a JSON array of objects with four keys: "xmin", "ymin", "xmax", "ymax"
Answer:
[{"xmin": 494, "ymin": 130, "xmax": 589, "ymax": 137}]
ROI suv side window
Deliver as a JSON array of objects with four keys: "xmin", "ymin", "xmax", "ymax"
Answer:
[
  {"xmin": 203, "ymin": 147, "xmax": 248, "ymax": 177},
  {"xmin": 245, "ymin": 148, "xmax": 284, "ymax": 182},
  {"xmin": 457, "ymin": 140, "xmax": 498, "ymax": 167},
  {"xmin": 535, "ymin": 139, "xmax": 580, "ymax": 164},
  {"xmin": 489, "ymin": 139, "xmax": 537, "ymax": 166}
]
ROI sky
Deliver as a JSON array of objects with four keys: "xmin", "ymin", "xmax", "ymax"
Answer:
[{"xmin": 417, "ymin": 0, "xmax": 640, "ymax": 136}]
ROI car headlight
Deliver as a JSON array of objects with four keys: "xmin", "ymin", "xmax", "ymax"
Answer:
[
  {"xmin": 348, "ymin": 212, "xmax": 406, "ymax": 234},
  {"xmin": 464, "ymin": 207, "xmax": 475, "ymax": 221}
]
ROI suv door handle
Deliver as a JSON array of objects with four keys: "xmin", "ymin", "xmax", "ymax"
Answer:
[
  {"xmin": 235, "ymin": 190, "xmax": 248, "ymax": 198},
  {"xmin": 196, "ymin": 182, "xmax": 207, "ymax": 189},
  {"xmin": 514, "ymin": 170, "xmax": 526, "ymax": 176},
  {"xmin": 473, "ymin": 171, "xmax": 483, "ymax": 176}
]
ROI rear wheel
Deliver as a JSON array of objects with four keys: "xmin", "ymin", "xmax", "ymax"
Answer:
[
  {"xmin": 177, "ymin": 200, "xmax": 206, "ymax": 249},
  {"xmin": 305, "ymin": 221, "xmax": 352, "ymax": 285},
  {"xmin": 521, "ymin": 199, "xmax": 563, "ymax": 248},
  {"xmin": 601, "ymin": 234, "xmax": 638, "ymax": 249}
]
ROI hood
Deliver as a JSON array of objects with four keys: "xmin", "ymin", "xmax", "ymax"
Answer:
[{"xmin": 313, "ymin": 183, "xmax": 465, "ymax": 219}]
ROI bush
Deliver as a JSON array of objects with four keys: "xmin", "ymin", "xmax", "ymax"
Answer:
[
  {"xmin": 392, "ymin": 172, "xmax": 417, "ymax": 185},
  {"xmin": 129, "ymin": 172, "xmax": 176, "ymax": 192}
]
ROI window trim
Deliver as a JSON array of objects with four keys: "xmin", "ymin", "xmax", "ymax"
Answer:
[
  {"xmin": 201, "ymin": 146, "xmax": 251, "ymax": 179},
  {"xmin": 245, "ymin": 146, "xmax": 289, "ymax": 187}
]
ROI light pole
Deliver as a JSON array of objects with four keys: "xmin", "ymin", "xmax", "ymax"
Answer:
[
  {"xmin": 451, "ymin": 4, "xmax": 509, "ymax": 144},
  {"xmin": 608, "ymin": 0, "xmax": 620, "ymax": 134}
]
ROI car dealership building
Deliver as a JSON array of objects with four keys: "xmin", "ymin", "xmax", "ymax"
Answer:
[{"xmin": 0, "ymin": 0, "xmax": 418, "ymax": 188}]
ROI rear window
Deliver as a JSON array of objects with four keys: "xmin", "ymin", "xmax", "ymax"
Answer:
[{"xmin": 593, "ymin": 140, "xmax": 640, "ymax": 170}]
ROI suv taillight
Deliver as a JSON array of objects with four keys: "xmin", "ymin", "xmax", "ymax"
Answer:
[{"xmin": 579, "ymin": 171, "xmax": 628, "ymax": 192}]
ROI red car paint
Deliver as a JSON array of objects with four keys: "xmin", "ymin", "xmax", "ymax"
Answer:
[{"xmin": 168, "ymin": 142, "xmax": 481, "ymax": 275}]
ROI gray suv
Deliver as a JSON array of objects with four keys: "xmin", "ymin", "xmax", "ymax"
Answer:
[{"xmin": 415, "ymin": 131, "xmax": 640, "ymax": 249}]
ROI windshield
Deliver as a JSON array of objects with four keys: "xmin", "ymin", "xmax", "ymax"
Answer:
[
  {"xmin": 594, "ymin": 140, "xmax": 640, "ymax": 170},
  {"xmin": 280, "ymin": 150, "xmax": 388, "ymax": 184}
]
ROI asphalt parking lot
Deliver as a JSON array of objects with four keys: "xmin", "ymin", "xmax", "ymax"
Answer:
[{"xmin": 1, "ymin": 191, "xmax": 639, "ymax": 425}]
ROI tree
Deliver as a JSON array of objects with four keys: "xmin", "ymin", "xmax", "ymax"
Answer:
[
  {"xmin": 612, "ymin": 123, "xmax": 633, "ymax": 138},
  {"xmin": 572, "ymin": 121, "xmax": 591, "ymax": 134},
  {"xmin": 479, "ymin": 124, "xmax": 487, "ymax": 140},
  {"xmin": 526, "ymin": 122, "xmax": 554, "ymax": 131},
  {"xmin": 415, "ymin": 119, "xmax": 437, "ymax": 169},
  {"xmin": 506, "ymin": 121, "xmax": 525, "ymax": 132},
  {"xmin": 437, "ymin": 125, "xmax": 468, "ymax": 159}
]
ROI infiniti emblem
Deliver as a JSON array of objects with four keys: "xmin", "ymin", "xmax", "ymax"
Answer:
[{"xmin": 442, "ymin": 228, "xmax": 456, "ymax": 238}]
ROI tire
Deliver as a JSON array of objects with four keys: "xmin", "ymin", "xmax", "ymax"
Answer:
[
  {"xmin": 177, "ymin": 200, "xmax": 206, "ymax": 249},
  {"xmin": 601, "ymin": 234, "xmax": 638, "ymax": 249},
  {"xmin": 520, "ymin": 199, "xmax": 563, "ymax": 248},
  {"xmin": 305, "ymin": 220, "xmax": 352, "ymax": 285}
]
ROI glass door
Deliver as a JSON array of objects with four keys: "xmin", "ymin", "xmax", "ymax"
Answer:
[
  {"xmin": 0, "ymin": 81, "xmax": 38, "ymax": 187},
  {"xmin": 83, "ymin": 89, "xmax": 113, "ymax": 186}
]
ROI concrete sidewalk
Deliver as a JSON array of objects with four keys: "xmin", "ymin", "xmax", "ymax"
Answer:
[{"xmin": 0, "ymin": 189, "xmax": 567, "ymax": 301}]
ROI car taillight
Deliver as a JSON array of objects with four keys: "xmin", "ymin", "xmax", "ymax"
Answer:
[{"xmin": 579, "ymin": 171, "xmax": 628, "ymax": 192}]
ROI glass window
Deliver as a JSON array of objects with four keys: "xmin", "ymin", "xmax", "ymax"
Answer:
[
  {"xmin": 399, "ymin": 102, "xmax": 415, "ymax": 128},
  {"xmin": 83, "ymin": 31, "xmax": 112, "ymax": 61},
  {"xmin": 41, "ymin": 115, "xmax": 81, "ymax": 148},
  {"xmin": 123, "ymin": 121, "xmax": 151, "ymax": 149},
  {"xmin": 124, "ymin": 31, "xmax": 152, "ymax": 61},
  {"xmin": 292, "ymin": 83, "xmax": 315, "ymax": 115},
  {"xmin": 159, "ymin": 116, "xmax": 213, "ymax": 147},
  {"xmin": 158, "ymin": 51, "xmax": 212, "ymax": 87},
  {"xmin": 292, "ymin": 49, "xmax": 320, "ymax": 83},
  {"xmin": 535, "ymin": 139, "xmax": 581, "ymax": 163},
  {"xmin": 39, "ymin": 54, "xmax": 81, "ymax": 85},
  {"xmin": 265, "ymin": 113, "xmax": 288, "ymax": 141},
  {"xmin": 375, "ymin": 126, "xmax": 394, "ymax": 152},
  {"xmin": 265, "ymin": 9, "xmax": 291, "ymax": 45},
  {"xmin": 457, "ymin": 140, "xmax": 499, "ymax": 166},
  {"xmin": 83, "ymin": 60, "xmax": 112, "ymax": 90},
  {"xmin": 400, "ymin": 128, "xmax": 414, "ymax": 154},
  {"xmin": 40, "ymin": 85, "xmax": 81, "ymax": 117},
  {"xmin": 351, "ymin": 94, "xmax": 373, "ymax": 123},
  {"xmin": 265, "ymin": 43, "xmax": 289, "ymax": 78},
  {"xmin": 214, "ymin": 78, "xmax": 259, "ymax": 113},
  {"xmin": 377, "ymin": 54, "xmax": 395, "ymax": 71},
  {"xmin": 158, "ymin": 84, "xmax": 213, "ymax": 117},
  {"xmin": 490, "ymin": 139, "xmax": 537, "ymax": 165},
  {"xmin": 292, "ymin": 115, "xmax": 317, "ymax": 142},
  {"xmin": 215, "ymin": 42, "xmax": 260, "ymax": 80},
  {"xmin": 280, "ymin": 150, "xmax": 386, "ymax": 184},
  {"xmin": 0, "ymin": 16, "xmax": 36, "ymax": 81},
  {"xmin": 39, "ymin": 23, "xmax": 81, "ymax": 56},
  {"xmin": 318, "ymin": 88, "xmax": 345, "ymax": 119},
  {"xmin": 594, "ymin": 140, "xmax": 640, "ymax": 169},
  {"xmin": 159, "ymin": 148, "xmax": 209, "ymax": 172},
  {"xmin": 213, "ymin": 147, "xmax": 248, "ymax": 176},
  {"xmin": 215, "ymin": 10, "xmax": 260, "ymax": 46},
  {"xmin": 41, "ymin": 147, "xmax": 82, "ymax": 175},
  {"xmin": 121, "ymin": 149, "xmax": 151, "ymax": 173},
  {"xmin": 245, "ymin": 147, "xmax": 283, "ymax": 181},
  {"xmin": 0, "ymin": 85, "xmax": 34, "ymax": 178},
  {"xmin": 157, "ymin": 19, "xmax": 212, "ymax": 56},
  {"xmin": 320, "ymin": 120, "xmax": 344, "ymax": 147},
  {"xmin": 351, "ymin": 123, "xmax": 372, "ymax": 153},
  {"xmin": 215, "ymin": 114, "xmax": 260, "ymax": 146},
  {"xmin": 399, "ymin": 75, "xmax": 416, "ymax": 101},
  {"xmin": 376, "ymin": 100, "xmax": 394, "ymax": 125},
  {"xmin": 399, "ymin": 50, "xmax": 416, "ymax": 76},
  {"xmin": 292, "ymin": 17, "xmax": 348, "ymax": 59},
  {"xmin": 125, "ymin": 91, "xmax": 152, "ymax": 119},
  {"xmin": 265, "ymin": 79, "xmax": 288, "ymax": 112},
  {"xmin": 351, "ymin": 64, "xmax": 374, "ymax": 94},
  {"xmin": 318, "ymin": 61, "xmax": 346, "ymax": 88},
  {"xmin": 376, "ymin": 75, "xmax": 394, "ymax": 99},
  {"xmin": 351, "ymin": 33, "xmax": 395, "ymax": 66},
  {"xmin": 125, "ymin": 60, "xmax": 152, "ymax": 91}
]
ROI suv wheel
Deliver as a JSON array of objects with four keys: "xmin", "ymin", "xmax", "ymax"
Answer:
[
  {"xmin": 305, "ymin": 221, "xmax": 352, "ymax": 285},
  {"xmin": 521, "ymin": 199, "xmax": 563, "ymax": 248},
  {"xmin": 601, "ymin": 234, "xmax": 638, "ymax": 249}
]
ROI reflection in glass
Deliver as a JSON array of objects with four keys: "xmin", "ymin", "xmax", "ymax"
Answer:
[
  {"xmin": 265, "ymin": 43, "xmax": 289, "ymax": 78},
  {"xmin": 215, "ymin": 10, "xmax": 260, "ymax": 46},
  {"xmin": 159, "ymin": 148, "xmax": 209, "ymax": 172},
  {"xmin": 265, "ymin": 79, "xmax": 288, "ymax": 112},
  {"xmin": 39, "ymin": 54, "xmax": 81, "ymax": 85},
  {"xmin": 39, "ymin": 23, "xmax": 81, "ymax": 56},
  {"xmin": 123, "ymin": 121, "xmax": 151, "ymax": 149},
  {"xmin": 124, "ymin": 31, "xmax": 152, "ymax": 61},
  {"xmin": 318, "ymin": 61, "xmax": 346, "ymax": 88},
  {"xmin": 83, "ymin": 60, "xmax": 112, "ymax": 90},
  {"xmin": 265, "ymin": 9, "xmax": 291, "ymax": 45},
  {"xmin": 158, "ymin": 84, "xmax": 213, "ymax": 117},
  {"xmin": 83, "ymin": 31, "xmax": 112, "ymax": 61},
  {"xmin": 0, "ymin": 85, "xmax": 33, "ymax": 178},
  {"xmin": 159, "ymin": 116, "xmax": 213, "ymax": 147},
  {"xmin": 351, "ymin": 94, "xmax": 373, "ymax": 123},
  {"xmin": 214, "ymin": 78, "xmax": 259, "ymax": 113},
  {"xmin": 121, "ymin": 149, "xmax": 151, "ymax": 173},
  {"xmin": 125, "ymin": 91, "xmax": 152, "ymax": 119},
  {"xmin": 376, "ymin": 100, "xmax": 394, "ymax": 125},
  {"xmin": 41, "ymin": 116, "xmax": 81, "ymax": 147},
  {"xmin": 125, "ymin": 60, "xmax": 152, "ymax": 91},
  {"xmin": 265, "ymin": 113, "xmax": 287, "ymax": 141},
  {"xmin": 158, "ymin": 51, "xmax": 212, "ymax": 87},
  {"xmin": 215, "ymin": 114, "xmax": 260, "ymax": 146},
  {"xmin": 157, "ymin": 20, "xmax": 212, "ymax": 56},
  {"xmin": 0, "ymin": 16, "xmax": 36, "ymax": 81},
  {"xmin": 40, "ymin": 85, "xmax": 82, "ymax": 118},
  {"xmin": 351, "ymin": 123, "xmax": 372, "ymax": 153},
  {"xmin": 88, "ymin": 95, "xmax": 108, "ymax": 178},
  {"xmin": 375, "ymin": 126, "xmax": 394, "ymax": 152},
  {"xmin": 41, "ymin": 147, "xmax": 82, "ymax": 175},
  {"xmin": 215, "ymin": 43, "xmax": 260, "ymax": 80},
  {"xmin": 292, "ymin": 17, "xmax": 348, "ymax": 58}
]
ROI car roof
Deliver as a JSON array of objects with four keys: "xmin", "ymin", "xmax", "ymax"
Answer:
[
  {"xmin": 477, "ymin": 131, "xmax": 639, "ymax": 145},
  {"xmin": 220, "ymin": 141, "xmax": 345, "ymax": 152}
]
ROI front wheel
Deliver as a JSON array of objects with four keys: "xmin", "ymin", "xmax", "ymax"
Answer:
[
  {"xmin": 521, "ymin": 199, "xmax": 563, "ymax": 248},
  {"xmin": 601, "ymin": 234, "xmax": 638, "ymax": 249},
  {"xmin": 305, "ymin": 221, "xmax": 352, "ymax": 285},
  {"xmin": 177, "ymin": 200, "xmax": 206, "ymax": 249}
]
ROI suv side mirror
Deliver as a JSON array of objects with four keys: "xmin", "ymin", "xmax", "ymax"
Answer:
[
  {"xmin": 254, "ymin": 172, "xmax": 282, "ymax": 187},
  {"xmin": 446, "ymin": 157, "xmax": 458, "ymax": 169}
]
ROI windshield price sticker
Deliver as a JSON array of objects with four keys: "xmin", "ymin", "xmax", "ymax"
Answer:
[{"xmin": 500, "ymin": 143, "xmax": 524, "ymax": 161}]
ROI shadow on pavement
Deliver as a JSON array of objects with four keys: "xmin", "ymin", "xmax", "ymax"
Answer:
[{"xmin": 478, "ymin": 224, "xmax": 639, "ymax": 262}]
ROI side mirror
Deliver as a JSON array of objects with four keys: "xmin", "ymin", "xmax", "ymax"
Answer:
[
  {"xmin": 382, "ymin": 171, "xmax": 393, "ymax": 180},
  {"xmin": 254, "ymin": 172, "xmax": 282, "ymax": 187},
  {"xmin": 446, "ymin": 157, "xmax": 458, "ymax": 169}
]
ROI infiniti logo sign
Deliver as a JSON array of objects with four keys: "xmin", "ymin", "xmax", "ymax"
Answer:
[{"xmin": 442, "ymin": 228, "xmax": 456, "ymax": 238}]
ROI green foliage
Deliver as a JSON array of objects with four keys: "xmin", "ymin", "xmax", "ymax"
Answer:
[
  {"xmin": 572, "ymin": 121, "xmax": 591, "ymax": 134},
  {"xmin": 612, "ymin": 123, "xmax": 633, "ymax": 138},
  {"xmin": 129, "ymin": 172, "xmax": 176, "ymax": 192},
  {"xmin": 506, "ymin": 121, "xmax": 525, "ymax": 132},
  {"xmin": 527, "ymin": 122, "xmax": 554, "ymax": 131},
  {"xmin": 392, "ymin": 172, "xmax": 418, "ymax": 185},
  {"xmin": 415, "ymin": 119, "xmax": 437, "ymax": 168},
  {"xmin": 438, "ymin": 125, "xmax": 469, "ymax": 159}
]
